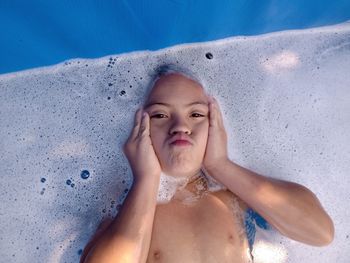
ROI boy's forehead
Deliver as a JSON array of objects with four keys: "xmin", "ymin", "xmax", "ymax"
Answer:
[{"xmin": 146, "ymin": 73, "xmax": 207, "ymax": 103}]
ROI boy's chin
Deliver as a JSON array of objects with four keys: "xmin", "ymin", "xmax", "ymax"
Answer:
[{"xmin": 161, "ymin": 166, "xmax": 201, "ymax": 179}]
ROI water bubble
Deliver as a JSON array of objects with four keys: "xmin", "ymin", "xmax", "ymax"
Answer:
[
  {"xmin": 71, "ymin": 183, "xmax": 75, "ymax": 188},
  {"xmin": 66, "ymin": 179, "xmax": 72, "ymax": 185},
  {"xmin": 119, "ymin": 90, "xmax": 126, "ymax": 96},
  {"xmin": 81, "ymin": 170, "xmax": 90, "ymax": 179},
  {"xmin": 205, "ymin": 52, "xmax": 213, "ymax": 59},
  {"xmin": 40, "ymin": 178, "xmax": 46, "ymax": 183},
  {"xmin": 78, "ymin": 249, "xmax": 83, "ymax": 255}
]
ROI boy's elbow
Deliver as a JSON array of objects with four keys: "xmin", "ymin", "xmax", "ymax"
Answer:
[
  {"xmin": 310, "ymin": 218, "xmax": 335, "ymax": 247},
  {"xmin": 318, "ymin": 222, "xmax": 335, "ymax": 246},
  {"xmin": 301, "ymin": 186, "xmax": 335, "ymax": 247}
]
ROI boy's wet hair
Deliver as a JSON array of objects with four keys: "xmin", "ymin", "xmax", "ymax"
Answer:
[{"xmin": 144, "ymin": 64, "xmax": 204, "ymax": 100}]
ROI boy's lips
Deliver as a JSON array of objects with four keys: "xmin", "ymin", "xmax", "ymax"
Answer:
[
  {"xmin": 169, "ymin": 134, "xmax": 193, "ymax": 146},
  {"xmin": 170, "ymin": 140, "xmax": 192, "ymax": 146}
]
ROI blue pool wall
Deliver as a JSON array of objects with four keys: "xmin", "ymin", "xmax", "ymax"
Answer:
[{"xmin": 1, "ymin": 0, "xmax": 350, "ymax": 74}]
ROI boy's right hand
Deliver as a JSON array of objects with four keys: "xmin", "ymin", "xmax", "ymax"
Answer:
[{"xmin": 123, "ymin": 108, "xmax": 162, "ymax": 184}]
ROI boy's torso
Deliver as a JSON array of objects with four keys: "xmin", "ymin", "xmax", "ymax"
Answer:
[{"xmin": 147, "ymin": 189, "xmax": 251, "ymax": 263}]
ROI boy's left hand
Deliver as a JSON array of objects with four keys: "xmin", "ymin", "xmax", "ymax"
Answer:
[{"xmin": 203, "ymin": 96, "xmax": 229, "ymax": 176}]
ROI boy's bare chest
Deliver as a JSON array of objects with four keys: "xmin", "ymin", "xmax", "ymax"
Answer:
[{"xmin": 147, "ymin": 190, "xmax": 250, "ymax": 263}]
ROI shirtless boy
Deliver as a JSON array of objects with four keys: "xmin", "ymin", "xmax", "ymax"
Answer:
[{"xmin": 81, "ymin": 66, "xmax": 334, "ymax": 263}]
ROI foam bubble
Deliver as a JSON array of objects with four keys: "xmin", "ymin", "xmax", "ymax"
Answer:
[
  {"xmin": 201, "ymin": 167, "xmax": 227, "ymax": 192},
  {"xmin": 80, "ymin": 170, "xmax": 90, "ymax": 179},
  {"xmin": 156, "ymin": 169, "xmax": 227, "ymax": 204},
  {"xmin": 156, "ymin": 172, "xmax": 188, "ymax": 204}
]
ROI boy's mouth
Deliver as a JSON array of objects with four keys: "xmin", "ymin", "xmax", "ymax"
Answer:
[
  {"xmin": 169, "ymin": 134, "xmax": 193, "ymax": 145},
  {"xmin": 170, "ymin": 140, "xmax": 192, "ymax": 146}
]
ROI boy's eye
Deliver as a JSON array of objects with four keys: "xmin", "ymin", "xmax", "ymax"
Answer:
[
  {"xmin": 191, "ymin": 113, "xmax": 205, "ymax": 118},
  {"xmin": 151, "ymin": 113, "xmax": 167, "ymax": 119},
  {"xmin": 150, "ymin": 113, "xmax": 206, "ymax": 119}
]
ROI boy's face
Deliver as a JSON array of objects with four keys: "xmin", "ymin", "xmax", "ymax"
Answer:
[{"xmin": 144, "ymin": 73, "xmax": 209, "ymax": 178}]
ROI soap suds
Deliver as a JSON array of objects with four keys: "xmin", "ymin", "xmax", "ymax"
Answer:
[{"xmin": 156, "ymin": 169, "xmax": 226, "ymax": 204}]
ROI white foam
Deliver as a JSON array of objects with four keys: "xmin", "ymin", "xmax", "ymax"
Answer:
[
  {"xmin": 1, "ymin": 21, "xmax": 349, "ymax": 262},
  {"xmin": 201, "ymin": 167, "xmax": 227, "ymax": 192},
  {"xmin": 156, "ymin": 169, "xmax": 227, "ymax": 204},
  {"xmin": 157, "ymin": 172, "xmax": 188, "ymax": 204}
]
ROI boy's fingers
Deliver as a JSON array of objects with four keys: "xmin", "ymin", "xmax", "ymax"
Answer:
[
  {"xmin": 209, "ymin": 97, "xmax": 220, "ymax": 127},
  {"xmin": 131, "ymin": 108, "xmax": 142, "ymax": 140},
  {"xmin": 208, "ymin": 100, "xmax": 215, "ymax": 127},
  {"xmin": 134, "ymin": 108, "xmax": 142, "ymax": 126},
  {"xmin": 213, "ymin": 97, "xmax": 224, "ymax": 127},
  {"xmin": 138, "ymin": 111, "xmax": 149, "ymax": 137},
  {"xmin": 144, "ymin": 112, "xmax": 150, "ymax": 135},
  {"xmin": 216, "ymin": 101, "xmax": 224, "ymax": 126}
]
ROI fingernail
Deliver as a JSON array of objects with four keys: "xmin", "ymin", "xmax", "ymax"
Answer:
[{"xmin": 142, "ymin": 112, "xmax": 147, "ymax": 117}]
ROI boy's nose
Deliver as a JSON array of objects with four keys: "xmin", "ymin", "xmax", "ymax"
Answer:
[{"xmin": 169, "ymin": 118, "xmax": 191, "ymax": 135}]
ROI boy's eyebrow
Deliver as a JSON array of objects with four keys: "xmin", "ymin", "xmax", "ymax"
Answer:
[{"xmin": 144, "ymin": 100, "xmax": 208, "ymax": 109}]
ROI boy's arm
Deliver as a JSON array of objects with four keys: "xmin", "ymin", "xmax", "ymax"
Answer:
[
  {"xmin": 83, "ymin": 109, "xmax": 161, "ymax": 263},
  {"xmin": 203, "ymin": 96, "xmax": 334, "ymax": 246},
  {"xmin": 206, "ymin": 160, "xmax": 334, "ymax": 246},
  {"xmin": 83, "ymin": 175, "xmax": 160, "ymax": 263}
]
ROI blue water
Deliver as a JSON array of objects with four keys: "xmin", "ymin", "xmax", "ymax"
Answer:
[{"xmin": 1, "ymin": 0, "xmax": 350, "ymax": 74}]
